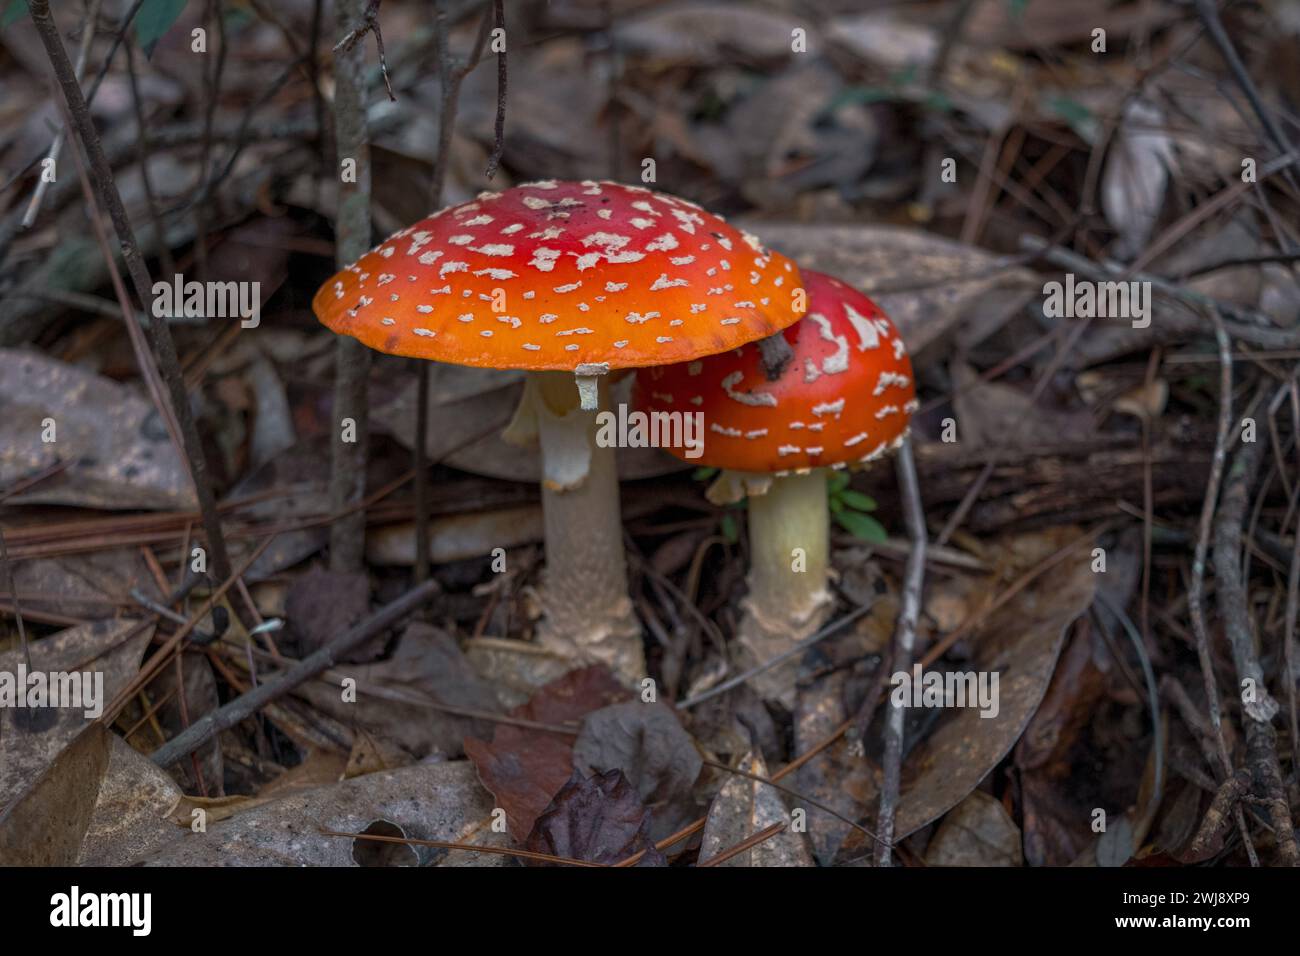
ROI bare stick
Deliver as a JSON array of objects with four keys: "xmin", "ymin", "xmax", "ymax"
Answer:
[
  {"xmin": 151, "ymin": 580, "xmax": 438, "ymax": 767},
  {"xmin": 483, "ymin": 0, "xmax": 507, "ymax": 179},
  {"xmin": 875, "ymin": 436, "xmax": 926, "ymax": 866},
  {"xmin": 333, "ymin": 0, "xmax": 394, "ymax": 101},
  {"xmin": 1213, "ymin": 385, "xmax": 1300, "ymax": 865},
  {"xmin": 328, "ymin": 0, "xmax": 375, "ymax": 573},
  {"xmin": 27, "ymin": 0, "xmax": 233, "ymax": 585}
]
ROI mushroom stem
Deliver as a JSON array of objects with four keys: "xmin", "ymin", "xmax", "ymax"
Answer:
[
  {"xmin": 527, "ymin": 370, "xmax": 644, "ymax": 683},
  {"xmin": 737, "ymin": 467, "xmax": 833, "ymax": 704}
]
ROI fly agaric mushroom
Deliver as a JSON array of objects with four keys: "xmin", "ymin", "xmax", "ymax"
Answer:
[
  {"xmin": 632, "ymin": 268, "xmax": 916, "ymax": 702},
  {"xmin": 313, "ymin": 180, "xmax": 805, "ymax": 683}
]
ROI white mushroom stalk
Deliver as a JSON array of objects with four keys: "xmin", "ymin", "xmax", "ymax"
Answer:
[
  {"xmin": 506, "ymin": 370, "xmax": 642, "ymax": 681},
  {"xmin": 731, "ymin": 469, "xmax": 834, "ymax": 703}
]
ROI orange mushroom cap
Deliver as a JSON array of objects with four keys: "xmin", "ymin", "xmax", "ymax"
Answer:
[
  {"xmin": 633, "ymin": 269, "xmax": 917, "ymax": 474},
  {"xmin": 312, "ymin": 180, "xmax": 805, "ymax": 371}
]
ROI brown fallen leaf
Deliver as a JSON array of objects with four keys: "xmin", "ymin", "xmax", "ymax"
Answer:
[
  {"xmin": 525, "ymin": 769, "xmax": 666, "ymax": 867},
  {"xmin": 572, "ymin": 701, "xmax": 703, "ymax": 842},
  {"xmin": 465, "ymin": 665, "xmax": 631, "ymax": 841}
]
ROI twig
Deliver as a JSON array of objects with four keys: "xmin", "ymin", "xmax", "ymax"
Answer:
[
  {"xmin": 333, "ymin": 0, "xmax": 395, "ymax": 101},
  {"xmin": 1188, "ymin": 768, "xmax": 1253, "ymax": 859},
  {"xmin": 328, "ymin": 0, "xmax": 376, "ymax": 573},
  {"xmin": 150, "ymin": 580, "xmax": 439, "ymax": 767},
  {"xmin": 1213, "ymin": 384, "xmax": 1300, "ymax": 865},
  {"xmin": 483, "ymin": 0, "xmax": 507, "ymax": 179},
  {"xmin": 756, "ymin": 332, "xmax": 795, "ymax": 381},
  {"xmin": 875, "ymin": 436, "xmax": 926, "ymax": 866},
  {"xmin": 27, "ymin": 0, "xmax": 234, "ymax": 585}
]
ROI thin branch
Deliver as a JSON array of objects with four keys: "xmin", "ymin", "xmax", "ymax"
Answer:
[
  {"xmin": 1213, "ymin": 384, "xmax": 1300, "ymax": 866},
  {"xmin": 875, "ymin": 436, "xmax": 926, "ymax": 866},
  {"xmin": 333, "ymin": 0, "xmax": 395, "ymax": 101},
  {"xmin": 483, "ymin": 0, "xmax": 506, "ymax": 179},
  {"xmin": 151, "ymin": 579, "xmax": 439, "ymax": 767},
  {"xmin": 328, "ymin": 0, "xmax": 376, "ymax": 573}
]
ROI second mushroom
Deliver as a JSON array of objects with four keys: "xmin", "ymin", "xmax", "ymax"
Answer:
[{"xmin": 634, "ymin": 268, "xmax": 917, "ymax": 702}]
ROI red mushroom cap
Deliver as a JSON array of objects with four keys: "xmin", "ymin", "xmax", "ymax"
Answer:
[
  {"xmin": 633, "ymin": 269, "xmax": 916, "ymax": 473},
  {"xmin": 312, "ymin": 180, "xmax": 805, "ymax": 371}
]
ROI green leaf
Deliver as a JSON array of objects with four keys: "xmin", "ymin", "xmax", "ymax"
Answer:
[
  {"xmin": 135, "ymin": 0, "xmax": 189, "ymax": 55},
  {"xmin": 2, "ymin": 0, "xmax": 26, "ymax": 28},
  {"xmin": 720, "ymin": 513, "xmax": 739, "ymax": 545},
  {"xmin": 835, "ymin": 510, "xmax": 888, "ymax": 544},
  {"xmin": 827, "ymin": 471, "xmax": 850, "ymax": 493},
  {"xmin": 838, "ymin": 490, "xmax": 878, "ymax": 513},
  {"xmin": 692, "ymin": 466, "xmax": 718, "ymax": 482},
  {"xmin": 829, "ymin": 496, "xmax": 844, "ymax": 515}
]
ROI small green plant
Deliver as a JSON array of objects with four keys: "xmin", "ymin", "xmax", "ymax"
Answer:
[{"xmin": 827, "ymin": 471, "xmax": 887, "ymax": 543}]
